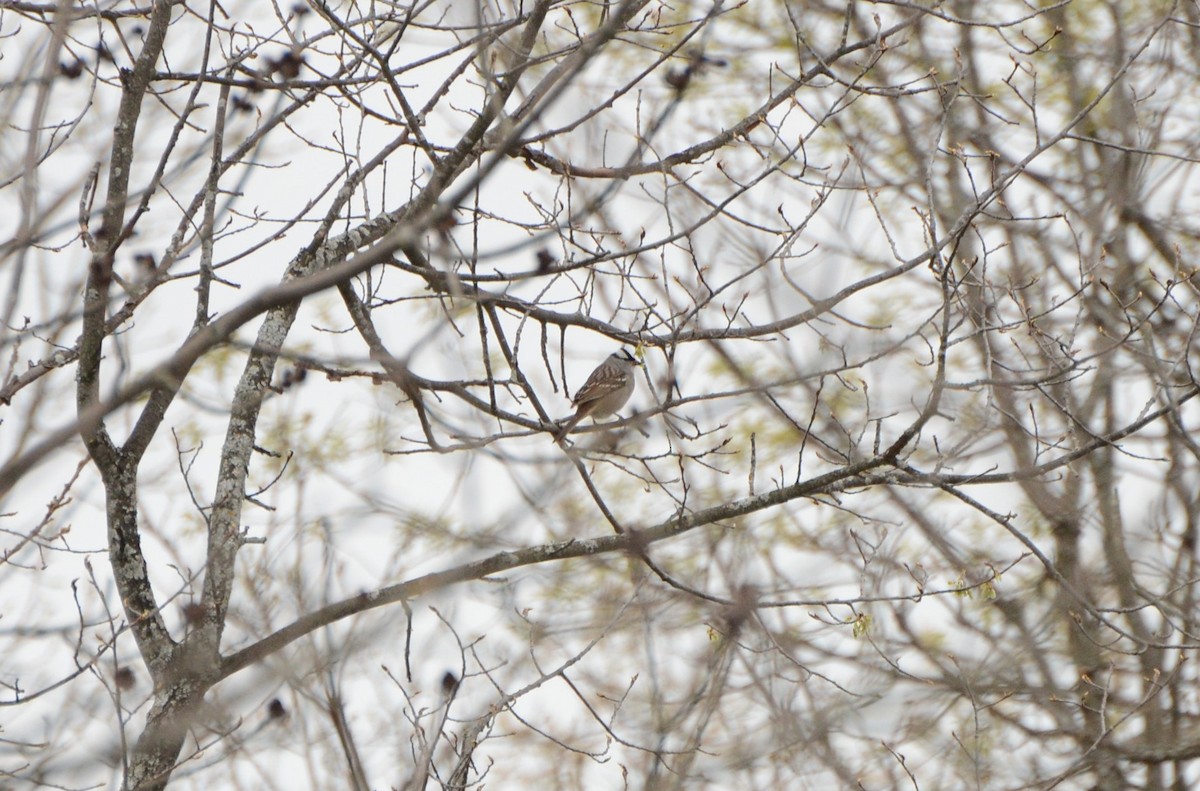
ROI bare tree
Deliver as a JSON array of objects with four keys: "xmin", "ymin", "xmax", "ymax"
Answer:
[{"xmin": 4, "ymin": 0, "xmax": 1200, "ymax": 788}]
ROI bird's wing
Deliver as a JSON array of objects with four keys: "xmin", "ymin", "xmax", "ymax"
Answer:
[{"xmin": 572, "ymin": 367, "xmax": 624, "ymax": 407}]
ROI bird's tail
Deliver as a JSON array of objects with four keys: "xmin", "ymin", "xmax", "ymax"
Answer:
[{"xmin": 552, "ymin": 414, "xmax": 581, "ymax": 443}]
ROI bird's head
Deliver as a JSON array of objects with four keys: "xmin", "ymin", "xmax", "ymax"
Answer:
[{"xmin": 616, "ymin": 346, "xmax": 644, "ymax": 366}]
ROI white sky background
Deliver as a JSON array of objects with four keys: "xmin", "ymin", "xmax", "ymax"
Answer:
[{"xmin": 3, "ymin": 0, "xmax": 1198, "ymax": 788}]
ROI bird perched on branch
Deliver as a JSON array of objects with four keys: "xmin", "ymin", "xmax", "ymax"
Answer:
[{"xmin": 553, "ymin": 348, "xmax": 642, "ymax": 443}]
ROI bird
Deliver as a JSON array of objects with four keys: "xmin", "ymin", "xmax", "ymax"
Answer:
[{"xmin": 553, "ymin": 348, "xmax": 642, "ymax": 442}]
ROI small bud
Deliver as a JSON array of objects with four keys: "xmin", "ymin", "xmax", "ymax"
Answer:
[
  {"xmin": 182, "ymin": 601, "xmax": 207, "ymax": 625},
  {"xmin": 60, "ymin": 59, "xmax": 85, "ymax": 79},
  {"xmin": 115, "ymin": 666, "xmax": 136, "ymax": 690}
]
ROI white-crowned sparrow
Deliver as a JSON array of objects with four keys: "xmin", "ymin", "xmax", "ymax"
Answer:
[{"xmin": 553, "ymin": 348, "xmax": 642, "ymax": 442}]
